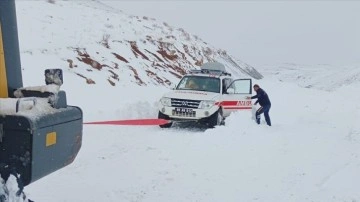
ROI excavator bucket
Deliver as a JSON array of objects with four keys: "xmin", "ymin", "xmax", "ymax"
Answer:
[
  {"xmin": 0, "ymin": 69, "xmax": 83, "ymax": 186},
  {"xmin": 0, "ymin": 106, "xmax": 83, "ymax": 186}
]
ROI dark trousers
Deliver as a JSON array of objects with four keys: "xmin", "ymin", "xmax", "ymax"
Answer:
[{"xmin": 256, "ymin": 104, "xmax": 271, "ymax": 126}]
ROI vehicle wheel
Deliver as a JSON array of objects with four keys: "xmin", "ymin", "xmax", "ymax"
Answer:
[
  {"xmin": 208, "ymin": 108, "xmax": 224, "ymax": 128},
  {"xmin": 158, "ymin": 111, "xmax": 173, "ymax": 128}
]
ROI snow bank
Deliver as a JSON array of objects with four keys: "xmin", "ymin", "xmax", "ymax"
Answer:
[
  {"xmin": 14, "ymin": 84, "xmax": 60, "ymax": 96},
  {"xmin": 0, "ymin": 83, "xmax": 61, "ymax": 118},
  {"xmin": 0, "ymin": 97, "xmax": 57, "ymax": 119}
]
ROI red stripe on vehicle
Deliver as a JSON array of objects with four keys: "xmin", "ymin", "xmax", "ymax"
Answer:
[
  {"xmin": 219, "ymin": 101, "xmax": 239, "ymax": 106},
  {"xmin": 223, "ymin": 107, "xmax": 252, "ymax": 110}
]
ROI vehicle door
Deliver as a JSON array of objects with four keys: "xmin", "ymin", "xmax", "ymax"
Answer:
[{"xmin": 221, "ymin": 79, "xmax": 253, "ymax": 117}]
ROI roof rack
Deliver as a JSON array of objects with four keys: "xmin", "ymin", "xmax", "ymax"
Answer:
[{"xmin": 189, "ymin": 69, "xmax": 231, "ymax": 76}]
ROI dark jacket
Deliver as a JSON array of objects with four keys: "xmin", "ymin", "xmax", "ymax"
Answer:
[{"xmin": 251, "ymin": 88, "xmax": 271, "ymax": 106}]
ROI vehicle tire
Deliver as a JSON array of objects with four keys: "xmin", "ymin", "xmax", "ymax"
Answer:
[
  {"xmin": 158, "ymin": 111, "xmax": 173, "ymax": 128},
  {"xmin": 208, "ymin": 108, "xmax": 224, "ymax": 128}
]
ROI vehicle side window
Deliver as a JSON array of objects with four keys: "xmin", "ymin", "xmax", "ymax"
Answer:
[{"xmin": 228, "ymin": 79, "xmax": 252, "ymax": 94}]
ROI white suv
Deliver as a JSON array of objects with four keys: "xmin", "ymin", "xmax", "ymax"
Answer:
[{"xmin": 158, "ymin": 62, "xmax": 254, "ymax": 128}]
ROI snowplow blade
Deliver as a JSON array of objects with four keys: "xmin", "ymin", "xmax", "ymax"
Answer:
[{"xmin": 0, "ymin": 106, "xmax": 83, "ymax": 186}]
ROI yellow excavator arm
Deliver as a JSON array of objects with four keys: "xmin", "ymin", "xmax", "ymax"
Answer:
[{"xmin": 0, "ymin": 22, "xmax": 8, "ymax": 98}]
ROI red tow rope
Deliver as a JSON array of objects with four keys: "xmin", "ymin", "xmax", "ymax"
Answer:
[{"xmin": 84, "ymin": 118, "xmax": 170, "ymax": 126}]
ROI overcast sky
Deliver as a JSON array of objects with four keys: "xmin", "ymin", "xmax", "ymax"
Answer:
[{"xmin": 104, "ymin": 1, "xmax": 359, "ymax": 67}]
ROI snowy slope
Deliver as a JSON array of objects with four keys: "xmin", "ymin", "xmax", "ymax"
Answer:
[
  {"xmin": 2, "ymin": 1, "xmax": 359, "ymax": 202},
  {"xmin": 16, "ymin": 0, "xmax": 262, "ymax": 89},
  {"xmin": 257, "ymin": 63, "xmax": 360, "ymax": 91}
]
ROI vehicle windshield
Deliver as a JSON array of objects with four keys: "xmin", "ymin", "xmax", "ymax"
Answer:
[{"xmin": 176, "ymin": 76, "xmax": 220, "ymax": 93}]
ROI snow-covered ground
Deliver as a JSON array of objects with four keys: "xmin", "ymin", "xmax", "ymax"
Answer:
[
  {"xmin": 18, "ymin": 66, "xmax": 360, "ymax": 202},
  {"xmin": 258, "ymin": 63, "xmax": 360, "ymax": 92},
  {"xmin": 1, "ymin": 1, "xmax": 359, "ymax": 202}
]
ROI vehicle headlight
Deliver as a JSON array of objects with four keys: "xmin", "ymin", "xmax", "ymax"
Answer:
[
  {"xmin": 199, "ymin": 100, "xmax": 216, "ymax": 109},
  {"xmin": 160, "ymin": 97, "xmax": 172, "ymax": 107}
]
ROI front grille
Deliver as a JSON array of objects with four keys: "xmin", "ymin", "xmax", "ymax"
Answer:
[{"xmin": 171, "ymin": 98, "xmax": 201, "ymax": 108}]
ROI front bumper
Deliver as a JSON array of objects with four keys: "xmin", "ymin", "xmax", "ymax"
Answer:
[{"xmin": 158, "ymin": 105, "xmax": 219, "ymax": 120}]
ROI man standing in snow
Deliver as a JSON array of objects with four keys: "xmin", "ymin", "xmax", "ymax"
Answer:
[{"xmin": 246, "ymin": 84, "xmax": 271, "ymax": 126}]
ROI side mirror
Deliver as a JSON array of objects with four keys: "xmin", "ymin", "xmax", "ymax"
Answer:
[
  {"xmin": 45, "ymin": 69, "xmax": 63, "ymax": 86},
  {"xmin": 227, "ymin": 88, "xmax": 235, "ymax": 94}
]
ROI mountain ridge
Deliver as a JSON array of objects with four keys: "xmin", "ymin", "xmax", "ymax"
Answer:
[{"xmin": 16, "ymin": 0, "xmax": 263, "ymax": 88}]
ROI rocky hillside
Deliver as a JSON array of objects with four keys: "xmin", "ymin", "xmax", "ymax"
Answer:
[{"xmin": 16, "ymin": 0, "xmax": 262, "ymax": 87}]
